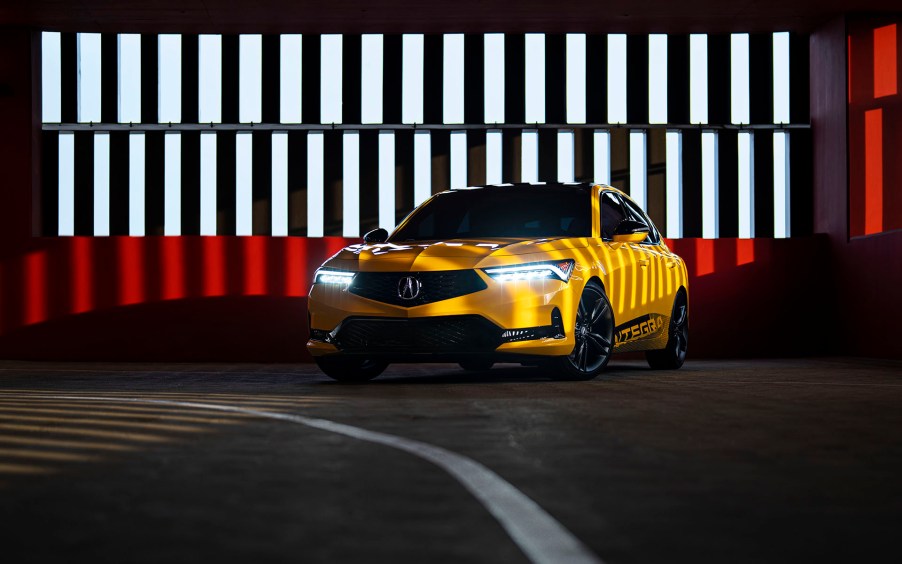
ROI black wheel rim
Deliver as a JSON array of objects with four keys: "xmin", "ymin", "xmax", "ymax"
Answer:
[
  {"xmin": 671, "ymin": 300, "xmax": 688, "ymax": 362},
  {"xmin": 569, "ymin": 286, "xmax": 614, "ymax": 374}
]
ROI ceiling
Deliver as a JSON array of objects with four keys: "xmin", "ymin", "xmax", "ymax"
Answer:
[{"xmin": 0, "ymin": 0, "xmax": 899, "ymax": 34}]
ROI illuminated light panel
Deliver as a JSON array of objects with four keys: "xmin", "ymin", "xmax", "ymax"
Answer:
[
  {"xmin": 731, "ymin": 34, "xmax": 750, "ymax": 125},
  {"xmin": 874, "ymin": 24, "xmax": 898, "ymax": 98},
  {"xmin": 737, "ymin": 131, "xmax": 755, "ymax": 238},
  {"xmin": 557, "ymin": 130, "xmax": 574, "ymax": 183},
  {"xmin": 450, "ymin": 131, "xmax": 467, "ymax": 188},
  {"xmin": 701, "ymin": 131, "xmax": 719, "ymax": 238},
  {"xmin": 443, "ymin": 34, "xmax": 464, "ymax": 124},
  {"xmin": 521, "ymin": 130, "xmax": 539, "ymax": 183},
  {"xmin": 199, "ymin": 132, "xmax": 216, "ymax": 236},
  {"xmin": 665, "ymin": 130, "xmax": 682, "ymax": 239},
  {"xmin": 343, "ymin": 131, "xmax": 360, "ymax": 237},
  {"xmin": 158, "ymin": 34, "xmax": 182, "ymax": 123},
  {"xmin": 118, "ymin": 34, "xmax": 141, "ymax": 123},
  {"xmin": 486, "ymin": 130, "xmax": 503, "ymax": 184},
  {"xmin": 607, "ymin": 34, "xmax": 627, "ymax": 124},
  {"xmin": 321, "ymin": 35, "xmax": 343, "ymax": 124},
  {"xmin": 164, "ymin": 133, "xmax": 182, "ymax": 236},
  {"xmin": 402, "ymin": 34, "xmax": 424, "ymax": 124},
  {"xmin": 239, "ymin": 35, "xmax": 262, "ymax": 123},
  {"xmin": 413, "ymin": 131, "xmax": 431, "ymax": 205},
  {"xmin": 773, "ymin": 130, "xmax": 791, "ymax": 238},
  {"xmin": 77, "ymin": 33, "xmax": 102, "ymax": 123},
  {"xmin": 25, "ymin": 252, "xmax": 47, "ymax": 325},
  {"xmin": 736, "ymin": 238, "xmax": 755, "ymax": 266},
  {"xmin": 235, "ymin": 132, "xmax": 252, "ymax": 236},
  {"xmin": 864, "ymin": 109, "xmax": 883, "ymax": 235},
  {"xmin": 118, "ymin": 237, "xmax": 144, "ymax": 305},
  {"xmin": 198, "ymin": 35, "xmax": 222, "ymax": 123},
  {"xmin": 307, "ymin": 131, "xmax": 324, "ymax": 236},
  {"xmin": 594, "ymin": 130, "xmax": 611, "ymax": 185},
  {"xmin": 773, "ymin": 32, "xmax": 790, "ymax": 124},
  {"xmin": 695, "ymin": 238, "xmax": 715, "ymax": 276},
  {"xmin": 129, "ymin": 133, "xmax": 146, "ymax": 236},
  {"xmin": 285, "ymin": 237, "xmax": 307, "ymax": 296},
  {"xmin": 72, "ymin": 237, "xmax": 93, "ymax": 314},
  {"xmin": 378, "ymin": 131, "xmax": 395, "ymax": 230},
  {"xmin": 629, "ymin": 130, "xmax": 647, "ymax": 209},
  {"xmin": 361, "ymin": 34, "xmax": 383, "ymax": 124},
  {"xmin": 204, "ymin": 236, "xmax": 226, "ymax": 296},
  {"xmin": 525, "ymin": 34, "xmax": 546, "ymax": 124},
  {"xmin": 271, "ymin": 132, "xmax": 288, "ymax": 236},
  {"xmin": 484, "ymin": 33, "xmax": 505, "ymax": 124},
  {"xmin": 93, "ymin": 133, "xmax": 110, "ymax": 236},
  {"xmin": 648, "ymin": 34, "xmax": 668, "ymax": 124},
  {"xmin": 566, "ymin": 34, "xmax": 587, "ymax": 124},
  {"xmin": 280, "ymin": 34, "xmax": 303, "ymax": 124},
  {"xmin": 57, "ymin": 132, "xmax": 75, "ymax": 237},
  {"xmin": 689, "ymin": 34, "xmax": 708, "ymax": 124},
  {"xmin": 42, "ymin": 32, "xmax": 61, "ymax": 123},
  {"xmin": 161, "ymin": 237, "xmax": 185, "ymax": 300},
  {"xmin": 244, "ymin": 237, "xmax": 267, "ymax": 295}
]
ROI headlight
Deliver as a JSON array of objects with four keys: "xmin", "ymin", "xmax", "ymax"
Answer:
[
  {"xmin": 314, "ymin": 269, "xmax": 355, "ymax": 285},
  {"xmin": 482, "ymin": 260, "xmax": 575, "ymax": 282}
]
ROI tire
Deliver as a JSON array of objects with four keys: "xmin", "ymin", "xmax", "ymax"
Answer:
[
  {"xmin": 645, "ymin": 290, "xmax": 688, "ymax": 370},
  {"xmin": 459, "ymin": 360, "xmax": 494, "ymax": 371},
  {"xmin": 314, "ymin": 356, "xmax": 388, "ymax": 382},
  {"xmin": 551, "ymin": 281, "xmax": 615, "ymax": 381}
]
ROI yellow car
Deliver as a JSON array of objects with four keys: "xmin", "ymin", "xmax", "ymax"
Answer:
[{"xmin": 307, "ymin": 182, "xmax": 689, "ymax": 381}]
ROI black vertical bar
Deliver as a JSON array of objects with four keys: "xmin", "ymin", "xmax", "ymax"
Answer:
[
  {"xmin": 789, "ymin": 129, "xmax": 812, "ymax": 236},
  {"xmin": 181, "ymin": 132, "xmax": 201, "ymax": 235},
  {"xmin": 464, "ymin": 34, "xmax": 484, "ymax": 125},
  {"xmin": 216, "ymin": 132, "xmax": 236, "ymax": 235},
  {"xmin": 717, "ymin": 131, "xmax": 738, "ymax": 238},
  {"xmin": 181, "ymin": 34, "xmax": 199, "ymax": 124},
  {"xmin": 504, "ymin": 34, "xmax": 525, "ymax": 125},
  {"xmin": 431, "ymin": 130, "xmax": 450, "ymax": 191},
  {"xmin": 501, "ymin": 130, "xmax": 520, "ymax": 183},
  {"xmin": 707, "ymin": 34, "xmax": 731, "ymax": 127},
  {"xmin": 261, "ymin": 34, "xmax": 280, "ymax": 124},
  {"xmin": 109, "ymin": 131, "xmax": 130, "ymax": 235},
  {"xmin": 545, "ymin": 34, "xmax": 567, "ymax": 125},
  {"xmin": 323, "ymin": 131, "xmax": 343, "ymax": 236},
  {"xmin": 287, "ymin": 131, "xmax": 308, "ymax": 236},
  {"xmin": 585, "ymin": 34, "xmax": 606, "ymax": 125},
  {"xmin": 467, "ymin": 129, "xmax": 486, "ymax": 187},
  {"xmin": 537, "ymin": 129, "xmax": 557, "ymax": 183},
  {"xmin": 145, "ymin": 132, "xmax": 165, "ymax": 235},
  {"xmin": 141, "ymin": 34, "xmax": 158, "ymax": 124},
  {"xmin": 749, "ymin": 33, "xmax": 773, "ymax": 125},
  {"xmin": 789, "ymin": 32, "xmax": 809, "ymax": 126},
  {"xmin": 342, "ymin": 34, "xmax": 361, "ymax": 125},
  {"xmin": 252, "ymin": 131, "xmax": 272, "ymax": 235},
  {"xmin": 221, "ymin": 35, "xmax": 239, "ymax": 124},
  {"xmin": 667, "ymin": 35, "xmax": 690, "ymax": 126},
  {"xmin": 626, "ymin": 34, "xmax": 649, "ymax": 125},
  {"xmin": 359, "ymin": 130, "xmax": 380, "ymax": 233},
  {"xmin": 73, "ymin": 132, "xmax": 94, "ymax": 235},
  {"xmin": 41, "ymin": 132, "xmax": 60, "ymax": 236},
  {"xmin": 101, "ymin": 33, "xmax": 118, "ymax": 123},
  {"xmin": 394, "ymin": 130, "xmax": 414, "ymax": 224},
  {"xmin": 681, "ymin": 130, "xmax": 702, "ymax": 238},
  {"xmin": 753, "ymin": 131, "xmax": 774, "ymax": 237},
  {"xmin": 423, "ymin": 34, "xmax": 443, "ymax": 125},
  {"xmin": 382, "ymin": 35, "xmax": 402, "ymax": 125},
  {"xmin": 302, "ymin": 34, "xmax": 321, "ymax": 125},
  {"xmin": 60, "ymin": 33, "xmax": 78, "ymax": 123}
]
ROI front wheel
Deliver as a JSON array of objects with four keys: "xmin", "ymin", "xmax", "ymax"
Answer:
[
  {"xmin": 551, "ymin": 281, "xmax": 614, "ymax": 381},
  {"xmin": 314, "ymin": 356, "xmax": 388, "ymax": 382},
  {"xmin": 645, "ymin": 291, "xmax": 688, "ymax": 370}
]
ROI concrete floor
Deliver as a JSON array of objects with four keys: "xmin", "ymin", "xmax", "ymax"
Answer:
[{"xmin": 0, "ymin": 358, "xmax": 900, "ymax": 563}]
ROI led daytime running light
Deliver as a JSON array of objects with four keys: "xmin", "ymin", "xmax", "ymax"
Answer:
[
  {"xmin": 314, "ymin": 270, "xmax": 355, "ymax": 285},
  {"xmin": 483, "ymin": 260, "xmax": 574, "ymax": 282}
]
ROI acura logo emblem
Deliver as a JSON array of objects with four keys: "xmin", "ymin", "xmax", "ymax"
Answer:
[{"xmin": 398, "ymin": 276, "xmax": 422, "ymax": 300}]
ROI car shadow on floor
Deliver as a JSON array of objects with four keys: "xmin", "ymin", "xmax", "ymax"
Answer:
[{"xmin": 363, "ymin": 361, "xmax": 654, "ymax": 385}]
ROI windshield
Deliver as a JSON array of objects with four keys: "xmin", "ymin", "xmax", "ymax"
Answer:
[{"xmin": 390, "ymin": 187, "xmax": 592, "ymax": 241}]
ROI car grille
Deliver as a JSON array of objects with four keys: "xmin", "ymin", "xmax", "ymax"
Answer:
[
  {"xmin": 333, "ymin": 315, "xmax": 503, "ymax": 354},
  {"xmin": 349, "ymin": 270, "xmax": 487, "ymax": 307}
]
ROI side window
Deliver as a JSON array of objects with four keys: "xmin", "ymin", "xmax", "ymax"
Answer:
[
  {"xmin": 600, "ymin": 191, "xmax": 627, "ymax": 240},
  {"xmin": 619, "ymin": 196, "xmax": 660, "ymax": 244}
]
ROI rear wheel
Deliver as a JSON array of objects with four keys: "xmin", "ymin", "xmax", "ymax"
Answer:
[
  {"xmin": 645, "ymin": 291, "xmax": 688, "ymax": 370},
  {"xmin": 314, "ymin": 356, "xmax": 388, "ymax": 382},
  {"xmin": 552, "ymin": 281, "xmax": 614, "ymax": 381}
]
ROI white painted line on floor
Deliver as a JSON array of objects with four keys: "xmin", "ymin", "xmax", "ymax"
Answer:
[{"xmin": 15, "ymin": 394, "xmax": 603, "ymax": 564}]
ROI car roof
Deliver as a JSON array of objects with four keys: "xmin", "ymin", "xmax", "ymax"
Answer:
[{"xmin": 445, "ymin": 181, "xmax": 631, "ymax": 200}]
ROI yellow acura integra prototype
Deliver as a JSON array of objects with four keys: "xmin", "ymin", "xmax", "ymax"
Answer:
[{"xmin": 308, "ymin": 182, "xmax": 689, "ymax": 381}]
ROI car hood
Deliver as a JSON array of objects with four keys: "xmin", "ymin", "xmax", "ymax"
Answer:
[{"xmin": 323, "ymin": 238, "xmax": 592, "ymax": 272}]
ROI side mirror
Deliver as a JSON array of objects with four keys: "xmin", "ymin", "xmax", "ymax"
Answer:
[
  {"xmin": 363, "ymin": 228, "xmax": 389, "ymax": 243},
  {"xmin": 612, "ymin": 220, "xmax": 649, "ymax": 243}
]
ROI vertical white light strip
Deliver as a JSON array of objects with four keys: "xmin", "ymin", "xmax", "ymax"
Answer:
[
  {"xmin": 320, "ymin": 35, "xmax": 343, "ymax": 124},
  {"xmin": 118, "ymin": 34, "xmax": 142, "ymax": 123},
  {"xmin": 77, "ymin": 33, "xmax": 102, "ymax": 123},
  {"xmin": 235, "ymin": 132, "xmax": 252, "ymax": 236},
  {"xmin": 129, "ymin": 133, "xmax": 146, "ymax": 236},
  {"xmin": 566, "ymin": 34, "xmax": 587, "ymax": 124},
  {"xmin": 525, "ymin": 33, "xmax": 546, "ymax": 124},
  {"xmin": 629, "ymin": 130, "xmax": 647, "ymax": 209},
  {"xmin": 307, "ymin": 131, "xmax": 324, "ymax": 237},
  {"xmin": 485, "ymin": 130, "xmax": 503, "ymax": 184},
  {"xmin": 402, "ymin": 34, "xmax": 425, "ymax": 124},
  {"xmin": 557, "ymin": 130, "xmax": 575, "ymax": 182},
  {"xmin": 731, "ymin": 33, "xmax": 750, "ymax": 125},
  {"xmin": 413, "ymin": 131, "xmax": 431, "ymax": 205},
  {"xmin": 607, "ymin": 34, "xmax": 627, "ymax": 124},
  {"xmin": 665, "ymin": 130, "xmax": 683, "ymax": 239},
  {"xmin": 648, "ymin": 34, "xmax": 668, "ymax": 124},
  {"xmin": 199, "ymin": 132, "xmax": 217, "ymax": 236},
  {"xmin": 239, "ymin": 35, "xmax": 262, "ymax": 123},
  {"xmin": 701, "ymin": 131, "xmax": 719, "ymax": 238},
  {"xmin": 521, "ymin": 130, "xmax": 539, "ymax": 183},
  {"xmin": 361, "ymin": 34, "xmax": 383, "ymax": 124},
  {"xmin": 450, "ymin": 131, "xmax": 468, "ymax": 188},
  {"xmin": 342, "ymin": 131, "xmax": 360, "ymax": 237},
  {"xmin": 443, "ymin": 34, "xmax": 465, "ymax": 124},
  {"xmin": 58, "ymin": 133, "xmax": 75, "ymax": 236},
  {"xmin": 378, "ymin": 131, "xmax": 395, "ymax": 229},
  {"xmin": 593, "ymin": 130, "xmax": 611, "ymax": 185},
  {"xmin": 272, "ymin": 132, "xmax": 288, "ymax": 236},
  {"xmin": 689, "ymin": 34, "xmax": 708, "ymax": 125},
  {"xmin": 164, "ymin": 133, "xmax": 182, "ymax": 235},
  {"xmin": 737, "ymin": 131, "xmax": 755, "ymax": 238},
  {"xmin": 484, "ymin": 33, "xmax": 505, "ymax": 124},
  {"xmin": 773, "ymin": 32, "xmax": 790, "ymax": 125},
  {"xmin": 773, "ymin": 131, "xmax": 790, "ymax": 238},
  {"xmin": 198, "ymin": 35, "xmax": 222, "ymax": 123},
  {"xmin": 93, "ymin": 133, "xmax": 110, "ymax": 236},
  {"xmin": 42, "ymin": 32, "xmax": 62, "ymax": 123},
  {"xmin": 280, "ymin": 34, "xmax": 303, "ymax": 124},
  {"xmin": 158, "ymin": 34, "xmax": 182, "ymax": 123}
]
